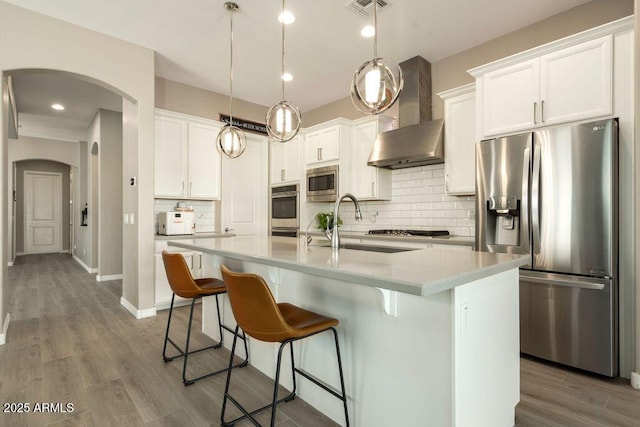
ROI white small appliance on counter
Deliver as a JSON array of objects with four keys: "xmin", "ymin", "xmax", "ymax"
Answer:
[{"xmin": 158, "ymin": 211, "xmax": 195, "ymax": 235}]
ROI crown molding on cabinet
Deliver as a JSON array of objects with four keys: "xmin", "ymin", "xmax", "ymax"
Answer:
[
  {"xmin": 467, "ymin": 15, "xmax": 633, "ymax": 78},
  {"xmin": 437, "ymin": 83, "xmax": 475, "ymax": 100}
]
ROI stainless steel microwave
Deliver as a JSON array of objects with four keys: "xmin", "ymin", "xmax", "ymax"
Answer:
[{"xmin": 306, "ymin": 165, "xmax": 338, "ymax": 202}]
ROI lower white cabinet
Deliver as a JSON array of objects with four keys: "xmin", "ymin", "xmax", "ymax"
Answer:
[
  {"xmin": 154, "ymin": 241, "xmax": 202, "ymax": 309},
  {"xmin": 438, "ymin": 84, "xmax": 477, "ymax": 195}
]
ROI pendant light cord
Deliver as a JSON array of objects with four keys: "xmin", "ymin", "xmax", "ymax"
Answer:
[
  {"xmin": 373, "ymin": 0, "xmax": 378, "ymax": 58},
  {"xmin": 229, "ymin": 5, "xmax": 234, "ymax": 124},
  {"xmin": 281, "ymin": 0, "xmax": 286, "ymax": 101}
]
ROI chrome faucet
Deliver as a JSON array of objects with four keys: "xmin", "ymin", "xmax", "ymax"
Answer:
[{"xmin": 330, "ymin": 193, "xmax": 363, "ymax": 249}]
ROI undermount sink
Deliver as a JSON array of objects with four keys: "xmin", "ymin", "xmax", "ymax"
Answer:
[{"xmin": 310, "ymin": 242, "xmax": 418, "ymax": 253}]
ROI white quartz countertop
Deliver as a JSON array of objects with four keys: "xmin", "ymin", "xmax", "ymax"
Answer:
[
  {"xmin": 168, "ymin": 235, "xmax": 527, "ymax": 297},
  {"xmin": 301, "ymin": 230, "xmax": 475, "ymax": 247},
  {"xmin": 155, "ymin": 232, "xmax": 235, "ymax": 241}
]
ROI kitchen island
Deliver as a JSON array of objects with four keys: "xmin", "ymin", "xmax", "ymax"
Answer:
[{"xmin": 169, "ymin": 235, "xmax": 528, "ymax": 427}]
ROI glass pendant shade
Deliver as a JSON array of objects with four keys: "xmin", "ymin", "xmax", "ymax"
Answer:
[
  {"xmin": 216, "ymin": 1, "xmax": 247, "ymax": 159},
  {"xmin": 351, "ymin": 57, "xmax": 403, "ymax": 115},
  {"xmin": 266, "ymin": 100, "xmax": 301, "ymax": 142},
  {"xmin": 216, "ymin": 124, "xmax": 246, "ymax": 158},
  {"xmin": 266, "ymin": 0, "xmax": 302, "ymax": 143}
]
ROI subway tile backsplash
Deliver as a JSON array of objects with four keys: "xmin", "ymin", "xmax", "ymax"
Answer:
[
  {"xmin": 154, "ymin": 199, "xmax": 216, "ymax": 234},
  {"xmin": 335, "ymin": 164, "xmax": 476, "ymax": 237}
]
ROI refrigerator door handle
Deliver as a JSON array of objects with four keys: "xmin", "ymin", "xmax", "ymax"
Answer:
[
  {"xmin": 522, "ymin": 276, "xmax": 604, "ymax": 291},
  {"xmin": 520, "ymin": 146, "xmax": 530, "ymax": 252},
  {"xmin": 531, "ymin": 140, "xmax": 542, "ymax": 255}
]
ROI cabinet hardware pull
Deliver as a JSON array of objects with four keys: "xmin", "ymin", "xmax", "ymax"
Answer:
[
  {"xmin": 281, "ymin": 169, "xmax": 285, "ymax": 181},
  {"xmin": 181, "ymin": 181, "xmax": 185, "ymax": 195},
  {"xmin": 533, "ymin": 102, "xmax": 537, "ymax": 124},
  {"xmin": 371, "ymin": 182, "xmax": 375, "ymax": 196},
  {"xmin": 541, "ymin": 100, "xmax": 545, "ymax": 123},
  {"xmin": 190, "ymin": 182, "xmax": 193, "ymax": 195}
]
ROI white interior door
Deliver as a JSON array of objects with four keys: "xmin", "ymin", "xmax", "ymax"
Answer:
[
  {"xmin": 24, "ymin": 171, "xmax": 62, "ymax": 254},
  {"xmin": 221, "ymin": 135, "xmax": 268, "ymax": 236}
]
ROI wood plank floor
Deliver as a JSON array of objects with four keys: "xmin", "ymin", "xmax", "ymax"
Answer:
[{"xmin": 1, "ymin": 253, "xmax": 638, "ymax": 426}]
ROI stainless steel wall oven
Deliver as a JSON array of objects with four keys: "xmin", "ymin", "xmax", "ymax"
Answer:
[{"xmin": 271, "ymin": 184, "xmax": 299, "ymax": 237}]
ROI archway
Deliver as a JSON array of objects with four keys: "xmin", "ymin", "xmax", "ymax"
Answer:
[
  {"xmin": 0, "ymin": 2, "xmax": 156, "ymax": 347},
  {"xmin": 7, "ymin": 71, "xmax": 126, "ymax": 283}
]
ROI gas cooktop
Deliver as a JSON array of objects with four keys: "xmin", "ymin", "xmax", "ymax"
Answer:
[{"xmin": 367, "ymin": 229, "xmax": 450, "ymax": 237}]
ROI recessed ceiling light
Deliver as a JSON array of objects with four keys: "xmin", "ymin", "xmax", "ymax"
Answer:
[
  {"xmin": 51, "ymin": 103, "xmax": 65, "ymax": 111},
  {"xmin": 281, "ymin": 72, "xmax": 293, "ymax": 82},
  {"xmin": 361, "ymin": 25, "xmax": 375, "ymax": 38},
  {"xmin": 278, "ymin": 10, "xmax": 295, "ymax": 24}
]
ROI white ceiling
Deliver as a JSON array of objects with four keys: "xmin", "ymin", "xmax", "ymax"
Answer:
[{"xmin": 5, "ymin": 0, "xmax": 593, "ymax": 136}]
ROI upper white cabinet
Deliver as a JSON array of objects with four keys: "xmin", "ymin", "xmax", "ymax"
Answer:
[
  {"xmin": 349, "ymin": 116, "xmax": 394, "ymax": 200},
  {"xmin": 438, "ymin": 84, "xmax": 476, "ymax": 196},
  {"xmin": 304, "ymin": 118, "xmax": 350, "ymax": 167},
  {"xmin": 474, "ymin": 35, "xmax": 612, "ymax": 138},
  {"xmin": 539, "ymin": 36, "xmax": 612, "ymax": 125},
  {"xmin": 270, "ymin": 134, "xmax": 301, "ymax": 185},
  {"xmin": 479, "ymin": 59, "xmax": 539, "ymax": 137},
  {"xmin": 154, "ymin": 109, "xmax": 222, "ymax": 200}
]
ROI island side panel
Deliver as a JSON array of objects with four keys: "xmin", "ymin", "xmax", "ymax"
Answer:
[
  {"xmin": 452, "ymin": 268, "xmax": 520, "ymax": 427},
  {"xmin": 201, "ymin": 254, "xmax": 454, "ymax": 427}
]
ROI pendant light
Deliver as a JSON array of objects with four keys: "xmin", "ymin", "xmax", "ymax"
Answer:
[
  {"xmin": 350, "ymin": 0, "xmax": 403, "ymax": 115},
  {"xmin": 265, "ymin": 0, "xmax": 301, "ymax": 142},
  {"xmin": 216, "ymin": 2, "xmax": 247, "ymax": 159}
]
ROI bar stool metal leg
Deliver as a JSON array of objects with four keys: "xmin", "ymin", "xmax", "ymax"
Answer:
[
  {"xmin": 163, "ymin": 293, "xmax": 249, "ymax": 386},
  {"xmin": 221, "ymin": 327, "xmax": 349, "ymax": 427}
]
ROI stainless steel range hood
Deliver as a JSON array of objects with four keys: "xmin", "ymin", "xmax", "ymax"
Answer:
[{"xmin": 367, "ymin": 56, "xmax": 444, "ymax": 169}]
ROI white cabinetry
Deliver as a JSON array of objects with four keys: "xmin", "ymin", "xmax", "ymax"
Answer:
[
  {"xmin": 222, "ymin": 133, "xmax": 269, "ymax": 236},
  {"xmin": 154, "ymin": 240, "xmax": 202, "ymax": 309},
  {"xmin": 349, "ymin": 116, "xmax": 394, "ymax": 200},
  {"xmin": 474, "ymin": 35, "xmax": 612, "ymax": 138},
  {"xmin": 154, "ymin": 109, "xmax": 222, "ymax": 200},
  {"xmin": 438, "ymin": 84, "xmax": 476, "ymax": 195},
  {"xmin": 304, "ymin": 118, "xmax": 350, "ymax": 166},
  {"xmin": 539, "ymin": 36, "xmax": 612, "ymax": 125},
  {"xmin": 270, "ymin": 134, "xmax": 301, "ymax": 184}
]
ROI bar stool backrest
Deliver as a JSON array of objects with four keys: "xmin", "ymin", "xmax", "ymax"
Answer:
[
  {"xmin": 221, "ymin": 264, "xmax": 293, "ymax": 343},
  {"xmin": 162, "ymin": 250, "xmax": 202, "ymax": 299}
]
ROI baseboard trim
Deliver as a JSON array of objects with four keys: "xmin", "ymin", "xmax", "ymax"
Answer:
[
  {"xmin": 72, "ymin": 255, "xmax": 98, "ymax": 274},
  {"xmin": 120, "ymin": 297, "xmax": 157, "ymax": 319},
  {"xmin": 631, "ymin": 372, "xmax": 640, "ymax": 389},
  {"xmin": 0, "ymin": 313, "xmax": 10, "ymax": 345},
  {"xmin": 96, "ymin": 274, "xmax": 123, "ymax": 282}
]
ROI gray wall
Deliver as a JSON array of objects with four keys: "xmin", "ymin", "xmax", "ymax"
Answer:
[
  {"xmin": 634, "ymin": 0, "xmax": 639, "ymax": 381},
  {"xmin": 74, "ymin": 141, "xmax": 91, "ymax": 267},
  {"xmin": 83, "ymin": 109, "xmax": 124, "ymax": 278},
  {"xmin": 97, "ymin": 109, "xmax": 123, "ymax": 278},
  {"xmin": 155, "ymin": 77, "xmax": 269, "ymax": 123},
  {"xmin": 15, "ymin": 160, "xmax": 71, "ymax": 253},
  {"xmin": 303, "ymin": 0, "xmax": 633, "ymax": 127}
]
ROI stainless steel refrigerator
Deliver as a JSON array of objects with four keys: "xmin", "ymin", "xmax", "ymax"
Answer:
[{"xmin": 476, "ymin": 118, "xmax": 618, "ymax": 377}]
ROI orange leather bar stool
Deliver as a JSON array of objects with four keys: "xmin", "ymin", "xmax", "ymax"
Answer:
[
  {"xmin": 161, "ymin": 251, "xmax": 248, "ymax": 386},
  {"xmin": 220, "ymin": 264, "xmax": 349, "ymax": 427}
]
